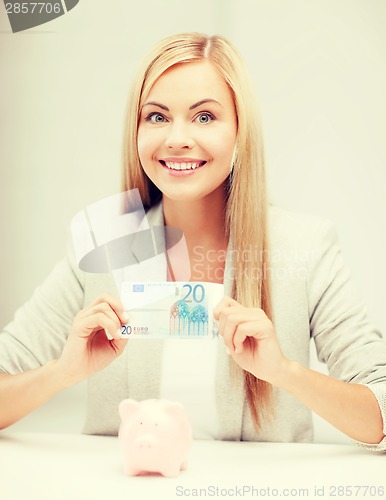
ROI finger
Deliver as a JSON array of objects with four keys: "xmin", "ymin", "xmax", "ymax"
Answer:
[
  {"xmin": 85, "ymin": 303, "xmax": 123, "ymax": 334},
  {"xmin": 220, "ymin": 310, "xmax": 249, "ymax": 352},
  {"xmin": 219, "ymin": 307, "xmax": 266, "ymax": 350},
  {"xmin": 78, "ymin": 313, "xmax": 123, "ymax": 340},
  {"xmin": 213, "ymin": 296, "xmax": 239, "ymax": 320},
  {"xmin": 233, "ymin": 319, "xmax": 274, "ymax": 354},
  {"xmin": 89, "ymin": 299, "xmax": 129, "ymax": 328},
  {"xmin": 105, "ymin": 328, "xmax": 122, "ymax": 341},
  {"xmin": 110, "ymin": 337, "xmax": 129, "ymax": 355},
  {"xmin": 233, "ymin": 321, "xmax": 261, "ymax": 354},
  {"xmin": 103, "ymin": 319, "xmax": 124, "ymax": 341},
  {"xmin": 90, "ymin": 293, "xmax": 129, "ymax": 325},
  {"xmin": 91, "ymin": 329, "xmax": 129, "ymax": 353}
]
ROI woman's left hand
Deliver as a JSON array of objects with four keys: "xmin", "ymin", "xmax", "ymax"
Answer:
[{"xmin": 214, "ymin": 296, "xmax": 289, "ymax": 385}]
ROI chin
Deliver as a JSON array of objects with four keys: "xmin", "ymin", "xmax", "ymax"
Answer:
[
  {"xmin": 164, "ymin": 187, "xmax": 225, "ymax": 205},
  {"xmin": 163, "ymin": 191, "xmax": 206, "ymax": 203}
]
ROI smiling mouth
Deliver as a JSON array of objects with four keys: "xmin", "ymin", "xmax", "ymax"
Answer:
[{"xmin": 159, "ymin": 160, "xmax": 207, "ymax": 171}]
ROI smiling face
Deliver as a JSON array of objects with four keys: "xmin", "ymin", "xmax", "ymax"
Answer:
[{"xmin": 137, "ymin": 60, "xmax": 238, "ymax": 203}]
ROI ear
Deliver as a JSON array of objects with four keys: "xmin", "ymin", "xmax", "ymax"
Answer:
[
  {"xmin": 119, "ymin": 399, "xmax": 140, "ymax": 420},
  {"xmin": 164, "ymin": 401, "xmax": 185, "ymax": 418},
  {"xmin": 164, "ymin": 402, "xmax": 192, "ymax": 438}
]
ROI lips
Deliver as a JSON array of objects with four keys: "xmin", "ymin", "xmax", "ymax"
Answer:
[{"xmin": 159, "ymin": 160, "xmax": 207, "ymax": 171}]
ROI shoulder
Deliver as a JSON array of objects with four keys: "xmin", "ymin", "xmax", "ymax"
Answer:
[
  {"xmin": 267, "ymin": 205, "xmax": 341, "ymax": 272},
  {"xmin": 268, "ymin": 204, "xmax": 338, "ymax": 250}
]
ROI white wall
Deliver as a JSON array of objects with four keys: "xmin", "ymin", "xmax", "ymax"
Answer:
[{"xmin": 1, "ymin": 0, "xmax": 385, "ymax": 443}]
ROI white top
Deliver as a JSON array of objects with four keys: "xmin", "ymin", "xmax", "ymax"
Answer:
[{"xmin": 159, "ymin": 337, "xmax": 220, "ymax": 439}]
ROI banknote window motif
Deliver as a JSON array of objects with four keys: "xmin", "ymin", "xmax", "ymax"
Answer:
[{"xmin": 170, "ymin": 301, "xmax": 209, "ymax": 336}]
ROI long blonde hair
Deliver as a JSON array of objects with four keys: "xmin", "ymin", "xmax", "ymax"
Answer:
[{"xmin": 121, "ymin": 32, "xmax": 273, "ymax": 430}]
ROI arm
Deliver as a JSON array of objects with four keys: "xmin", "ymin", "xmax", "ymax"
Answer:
[
  {"xmin": 0, "ymin": 252, "xmax": 83, "ymax": 428},
  {"xmin": 272, "ymin": 360, "xmax": 384, "ymax": 444},
  {"xmin": 0, "ymin": 360, "xmax": 67, "ymax": 430},
  {"xmin": 0, "ymin": 291, "xmax": 128, "ymax": 430},
  {"xmin": 305, "ymin": 219, "xmax": 386, "ymax": 445},
  {"xmin": 214, "ymin": 220, "xmax": 386, "ymax": 447},
  {"xmin": 0, "ymin": 246, "xmax": 128, "ymax": 429},
  {"xmin": 215, "ymin": 298, "xmax": 385, "ymax": 444}
]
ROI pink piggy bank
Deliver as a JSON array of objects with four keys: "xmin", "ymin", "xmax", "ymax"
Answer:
[{"xmin": 118, "ymin": 398, "xmax": 193, "ymax": 477}]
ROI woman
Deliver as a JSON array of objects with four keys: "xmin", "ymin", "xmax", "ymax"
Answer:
[{"xmin": 0, "ymin": 33, "xmax": 385, "ymax": 449}]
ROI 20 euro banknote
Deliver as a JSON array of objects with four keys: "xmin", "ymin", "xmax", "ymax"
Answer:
[{"xmin": 120, "ymin": 281, "xmax": 224, "ymax": 338}]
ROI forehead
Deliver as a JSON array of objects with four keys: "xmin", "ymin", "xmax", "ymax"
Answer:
[{"xmin": 146, "ymin": 60, "xmax": 234, "ymax": 106}]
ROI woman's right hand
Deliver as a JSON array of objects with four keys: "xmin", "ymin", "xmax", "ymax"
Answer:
[{"xmin": 54, "ymin": 293, "xmax": 129, "ymax": 386}]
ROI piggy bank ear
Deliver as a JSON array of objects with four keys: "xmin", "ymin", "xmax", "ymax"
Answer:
[
  {"xmin": 119, "ymin": 399, "xmax": 140, "ymax": 420},
  {"xmin": 164, "ymin": 401, "xmax": 185, "ymax": 417},
  {"xmin": 164, "ymin": 402, "xmax": 192, "ymax": 437}
]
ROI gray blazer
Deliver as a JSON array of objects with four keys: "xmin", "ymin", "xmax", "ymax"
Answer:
[{"xmin": 1, "ymin": 202, "xmax": 386, "ymax": 447}]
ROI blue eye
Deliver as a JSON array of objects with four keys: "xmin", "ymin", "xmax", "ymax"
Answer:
[
  {"xmin": 195, "ymin": 112, "xmax": 214, "ymax": 124},
  {"xmin": 146, "ymin": 112, "xmax": 167, "ymax": 123}
]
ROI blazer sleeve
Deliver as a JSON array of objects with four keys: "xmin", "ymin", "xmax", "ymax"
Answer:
[
  {"xmin": 307, "ymin": 220, "xmax": 386, "ymax": 451},
  {"xmin": 0, "ymin": 243, "xmax": 86, "ymax": 374}
]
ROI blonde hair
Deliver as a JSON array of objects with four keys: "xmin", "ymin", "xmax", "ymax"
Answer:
[{"xmin": 121, "ymin": 32, "xmax": 273, "ymax": 431}]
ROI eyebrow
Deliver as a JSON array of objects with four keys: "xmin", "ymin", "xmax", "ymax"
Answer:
[{"xmin": 142, "ymin": 98, "xmax": 223, "ymax": 111}]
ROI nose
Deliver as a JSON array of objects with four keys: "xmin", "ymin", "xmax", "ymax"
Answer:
[
  {"xmin": 164, "ymin": 122, "xmax": 195, "ymax": 149},
  {"xmin": 135, "ymin": 434, "xmax": 159, "ymax": 449}
]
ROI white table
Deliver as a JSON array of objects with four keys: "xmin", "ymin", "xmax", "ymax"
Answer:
[{"xmin": 0, "ymin": 432, "xmax": 384, "ymax": 500}]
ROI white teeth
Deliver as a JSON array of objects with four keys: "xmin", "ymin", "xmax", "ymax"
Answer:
[{"xmin": 164, "ymin": 161, "xmax": 202, "ymax": 171}]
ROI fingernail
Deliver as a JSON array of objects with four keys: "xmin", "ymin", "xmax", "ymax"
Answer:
[
  {"xmin": 122, "ymin": 312, "xmax": 129, "ymax": 323},
  {"xmin": 225, "ymin": 346, "xmax": 230, "ymax": 355},
  {"xmin": 105, "ymin": 330, "xmax": 113, "ymax": 340}
]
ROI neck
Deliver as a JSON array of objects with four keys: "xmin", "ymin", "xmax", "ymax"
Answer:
[{"xmin": 162, "ymin": 187, "xmax": 228, "ymax": 250}]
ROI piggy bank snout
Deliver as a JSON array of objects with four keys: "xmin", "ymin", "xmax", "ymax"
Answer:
[{"xmin": 134, "ymin": 434, "xmax": 159, "ymax": 450}]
